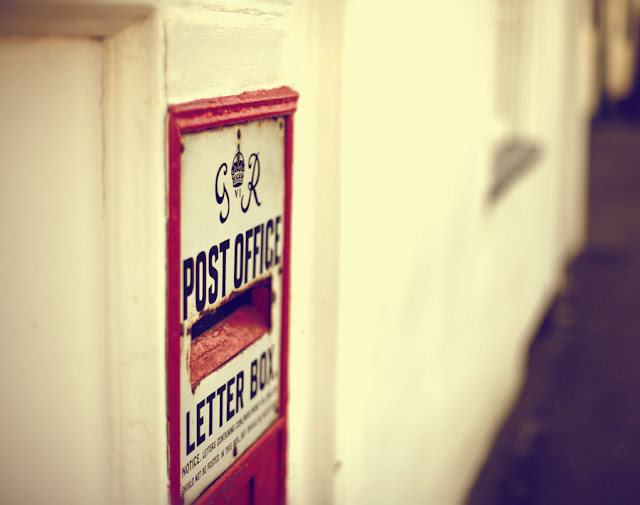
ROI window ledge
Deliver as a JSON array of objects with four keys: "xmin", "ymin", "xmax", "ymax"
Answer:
[{"xmin": 488, "ymin": 138, "xmax": 542, "ymax": 202}]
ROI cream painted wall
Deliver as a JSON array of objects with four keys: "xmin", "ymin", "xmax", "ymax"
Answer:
[
  {"xmin": 102, "ymin": 14, "xmax": 167, "ymax": 505},
  {"xmin": 334, "ymin": 1, "xmax": 589, "ymax": 504},
  {"xmin": 0, "ymin": 2, "xmax": 341, "ymax": 503},
  {"xmin": 0, "ymin": 1, "xmax": 590, "ymax": 504},
  {"xmin": 0, "ymin": 37, "xmax": 107, "ymax": 504}
]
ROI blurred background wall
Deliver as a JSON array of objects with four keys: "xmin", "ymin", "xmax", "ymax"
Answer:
[
  {"xmin": 0, "ymin": 36, "xmax": 108, "ymax": 504},
  {"xmin": 0, "ymin": 0, "xmax": 634, "ymax": 503},
  {"xmin": 335, "ymin": 0, "xmax": 592, "ymax": 503}
]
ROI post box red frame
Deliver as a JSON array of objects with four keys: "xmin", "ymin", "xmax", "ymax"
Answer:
[{"xmin": 167, "ymin": 87, "xmax": 298, "ymax": 505}]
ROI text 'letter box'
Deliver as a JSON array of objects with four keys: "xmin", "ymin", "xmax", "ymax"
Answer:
[{"xmin": 167, "ymin": 88, "xmax": 298, "ymax": 505}]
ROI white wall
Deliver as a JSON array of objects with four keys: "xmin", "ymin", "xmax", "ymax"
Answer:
[
  {"xmin": 102, "ymin": 14, "xmax": 167, "ymax": 504},
  {"xmin": 0, "ymin": 2, "xmax": 341, "ymax": 503},
  {"xmin": 334, "ymin": 1, "xmax": 589, "ymax": 504},
  {"xmin": 0, "ymin": 37, "xmax": 108, "ymax": 504},
  {"xmin": 0, "ymin": 1, "xmax": 590, "ymax": 504}
]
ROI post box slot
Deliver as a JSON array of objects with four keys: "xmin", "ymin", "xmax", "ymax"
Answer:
[{"xmin": 190, "ymin": 277, "xmax": 272, "ymax": 390}]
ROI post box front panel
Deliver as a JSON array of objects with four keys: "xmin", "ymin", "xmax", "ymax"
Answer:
[{"xmin": 174, "ymin": 116, "xmax": 286, "ymax": 505}]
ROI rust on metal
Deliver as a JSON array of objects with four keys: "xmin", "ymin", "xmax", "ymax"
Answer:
[{"xmin": 189, "ymin": 277, "xmax": 272, "ymax": 391}]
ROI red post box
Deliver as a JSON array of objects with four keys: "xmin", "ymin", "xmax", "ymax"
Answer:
[{"xmin": 167, "ymin": 87, "xmax": 298, "ymax": 505}]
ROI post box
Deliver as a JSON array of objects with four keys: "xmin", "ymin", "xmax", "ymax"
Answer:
[{"xmin": 167, "ymin": 87, "xmax": 298, "ymax": 505}]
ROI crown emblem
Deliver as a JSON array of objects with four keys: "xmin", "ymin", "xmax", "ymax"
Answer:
[{"xmin": 231, "ymin": 145, "xmax": 245, "ymax": 188}]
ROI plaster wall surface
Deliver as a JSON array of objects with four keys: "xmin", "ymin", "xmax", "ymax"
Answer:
[
  {"xmin": 102, "ymin": 14, "xmax": 167, "ymax": 505},
  {"xmin": 0, "ymin": 1, "xmax": 590, "ymax": 504},
  {"xmin": 0, "ymin": 2, "xmax": 340, "ymax": 503},
  {"xmin": 334, "ymin": 1, "xmax": 589, "ymax": 504},
  {"xmin": 0, "ymin": 37, "xmax": 108, "ymax": 504}
]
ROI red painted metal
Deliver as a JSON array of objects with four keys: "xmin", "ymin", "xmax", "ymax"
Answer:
[
  {"xmin": 167, "ymin": 87, "xmax": 298, "ymax": 505},
  {"xmin": 190, "ymin": 304, "xmax": 270, "ymax": 389},
  {"xmin": 169, "ymin": 87, "xmax": 299, "ymax": 134},
  {"xmin": 195, "ymin": 418, "xmax": 286, "ymax": 505},
  {"xmin": 167, "ymin": 111, "xmax": 182, "ymax": 505}
]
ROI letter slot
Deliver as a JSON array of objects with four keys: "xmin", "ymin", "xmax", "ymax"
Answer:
[{"xmin": 189, "ymin": 278, "xmax": 272, "ymax": 390}]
